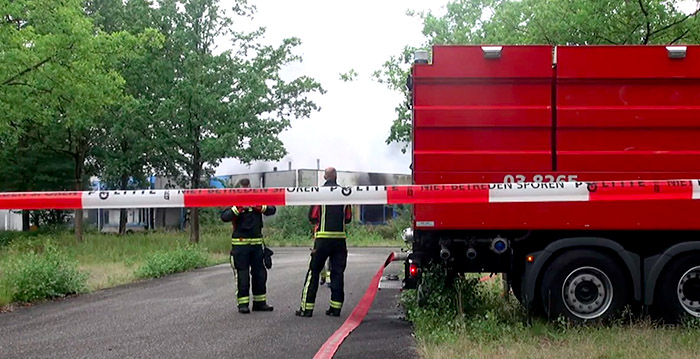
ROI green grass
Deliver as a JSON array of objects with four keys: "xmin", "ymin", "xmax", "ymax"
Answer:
[
  {"xmin": 403, "ymin": 266, "xmax": 700, "ymax": 359},
  {"xmin": 0, "ymin": 243, "xmax": 87, "ymax": 303},
  {"xmin": 262, "ymin": 205, "xmax": 411, "ymax": 248},
  {"xmin": 1, "ymin": 226, "xmax": 230, "ymax": 264},
  {"xmin": 263, "ymin": 226, "xmax": 406, "ymax": 248},
  {"xmin": 135, "ymin": 244, "xmax": 210, "ymax": 278},
  {"xmin": 0, "ymin": 208, "xmax": 409, "ymax": 307},
  {"xmin": 0, "ymin": 226, "xmax": 232, "ymax": 306}
]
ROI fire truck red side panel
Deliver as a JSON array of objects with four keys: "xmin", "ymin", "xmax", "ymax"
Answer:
[
  {"xmin": 413, "ymin": 45, "xmax": 700, "ymax": 230},
  {"xmin": 413, "ymin": 45, "xmax": 553, "ymax": 174},
  {"xmin": 414, "ymin": 172, "xmax": 700, "ymax": 230},
  {"xmin": 557, "ymin": 46, "xmax": 700, "ymax": 172},
  {"xmin": 413, "ymin": 45, "xmax": 553, "ymax": 229}
]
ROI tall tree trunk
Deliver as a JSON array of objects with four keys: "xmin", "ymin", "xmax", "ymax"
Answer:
[
  {"xmin": 189, "ymin": 154, "xmax": 201, "ymax": 243},
  {"xmin": 20, "ymin": 133, "xmax": 31, "ymax": 232},
  {"xmin": 119, "ymin": 209, "xmax": 128, "ymax": 235},
  {"xmin": 149, "ymin": 208, "xmax": 155, "ymax": 230},
  {"xmin": 74, "ymin": 206, "xmax": 84, "ymax": 242},
  {"xmin": 74, "ymin": 154, "xmax": 84, "ymax": 242},
  {"xmin": 118, "ymin": 174, "xmax": 129, "ymax": 235},
  {"xmin": 22, "ymin": 210, "xmax": 30, "ymax": 231},
  {"xmin": 189, "ymin": 208, "xmax": 200, "ymax": 243}
]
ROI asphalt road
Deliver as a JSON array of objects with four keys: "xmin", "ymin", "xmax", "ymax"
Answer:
[{"xmin": 0, "ymin": 247, "xmax": 417, "ymax": 359}]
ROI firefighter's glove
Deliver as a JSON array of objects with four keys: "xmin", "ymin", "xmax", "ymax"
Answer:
[{"xmin": 263, "ymin": 247, "xmax": 274, "ymax": 269}]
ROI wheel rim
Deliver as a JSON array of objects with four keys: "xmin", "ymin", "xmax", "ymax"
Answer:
[
  {"xmin": 562, "ymin": 266, "xmax": 614, "ymax": 320},
  {"xmin": 677, "ymin": 266, "xmax": 700, "ymax": 318}
]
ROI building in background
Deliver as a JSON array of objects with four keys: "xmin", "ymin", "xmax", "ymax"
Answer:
[
  {"xmin": 213, "ymin": 168, "xmax": 411, "ymax": 225},
  {"xmin": 0, "ymin": 210, "xmax": 22, "ymax": 231},
  {"xmin": 87, "ymin": 176, "xmax": 183, "ymax": 233}
]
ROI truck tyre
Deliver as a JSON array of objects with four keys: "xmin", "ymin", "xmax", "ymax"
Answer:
[
  {"xmin": 655, "ymin": 254, "xmax": 700, "ymax": 324},
  {"xmin": 540, "ymin": 249, "xmax": 629, "ymax": 323}
]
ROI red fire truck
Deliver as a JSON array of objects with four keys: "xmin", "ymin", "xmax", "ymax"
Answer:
[{"xmin": 402, "ymin": 44, "xmax": 700, "ymax": 323}]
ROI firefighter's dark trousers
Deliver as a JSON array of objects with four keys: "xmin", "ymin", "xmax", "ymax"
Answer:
[
  {"xmin": 299, "ymin": 238, "xmax": 348, "ymax": 312},
  {"xmin": 230, "ymin": 244, "xmax": 267, "ymax": 306}
]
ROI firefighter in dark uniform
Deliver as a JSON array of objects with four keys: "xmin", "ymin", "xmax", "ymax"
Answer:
[
  {"xmin": 221, "ymin": 178, "xmax": 276, "ymax": 314},
  {"xmin": 296, "ymin": 167, "xmax": 352, "ymax": 317}
]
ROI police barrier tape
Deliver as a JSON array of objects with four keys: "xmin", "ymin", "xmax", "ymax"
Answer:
[{"xmin": 1, "ymin": 179, "xmax": 700, "ymax": 210}]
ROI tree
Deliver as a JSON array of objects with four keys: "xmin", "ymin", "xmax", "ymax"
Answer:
[
  {"xmin": 339, "ymin": 69, "xmax": 359, "ymax": 82},
  {"xmin": 87, "ymin": 0, "xmax": 165, "ymax": 235},
  {"xmin": 1, "ymin": 0, "xmax": 155, "ymax": 241},
  {"xmin": 0, "ymin": 128, "xmax": 74, "ymax": 230},
  {"xmin": 86, "ymin": 0, "xmax": 323, "ymax": 242},
  {"xmin": 377, "ymin": 0, "xmax": 700, "ymax": 148},
  {"xmin": 147, "ymin": 0, "xmax": 323, "ymax": 243},
  {"xmin": 95, "ymin": 101, "xmax": 154, "ymax": 235}
]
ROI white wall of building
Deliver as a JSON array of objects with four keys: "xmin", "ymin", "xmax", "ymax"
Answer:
[{"xmin": 0, "ymin": 210, "xmax": 23, "ymax": 231}]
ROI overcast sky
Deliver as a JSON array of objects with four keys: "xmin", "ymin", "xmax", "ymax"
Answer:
[
  {"xmin": 214, "ymin": 0, "xmax": 449, "ymax": 176},
  {"xmin": 213, "ymin": 0, "xmax": 699, "ymax": 177}
]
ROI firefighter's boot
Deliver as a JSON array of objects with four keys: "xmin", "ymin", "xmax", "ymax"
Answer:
[
  {"xmin": 295, "ymin": 309, "xmax": 313, "ymax": 318},
  {"xmin": 253, "ymin": 301, "xmax": 274, "ymax": 312},
  {"xmin": 325, "ymin": 307, "xmax": 341, "ymax": 317}
]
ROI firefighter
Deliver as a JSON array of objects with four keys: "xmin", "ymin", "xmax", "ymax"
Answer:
[
  {"xmin": 296, "ymin": 167, "xmax": 351, "ymax": 318},
  {"xmin": 221, "ymin": 178, "xmax": 276, "ymax": 314}
]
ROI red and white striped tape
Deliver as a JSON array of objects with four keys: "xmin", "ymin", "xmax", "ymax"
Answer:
[{"xmin": 1, "ymin": 179, "xmax": 699, "ymax": 210}]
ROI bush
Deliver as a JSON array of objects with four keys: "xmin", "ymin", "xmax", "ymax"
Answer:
[
  {"xmin": 390, "ymin": 205, "xmax": 412, "ymax": 230},
  {"xmin": 0, "ymin": 231, "xmax": 15, "ymax": 247},
  {"xmin": 0, "ymin": 229, "xmax": 51, "ymax": 248},
  {"xmin": 1, "ymin": 244, "xmax": 87, "ymax": 303},
  {"xmin": 401, "ymin": 263, "xmax": 529, "ymax": 343},
  {"xmin": 348, "ymin": 205, "xmax": 412, "ymax": 241},
  {"xmin": 403, "ymin": 264, "xmax": 480, "ymax": 314},
  {"xmin": 262, "ymin": 205, "xmax": 410, "ymax": 246},
  {"xmin": 348, "ymin": 222, "xmax": 402, "ymax": 241},
  {"xmin": 135, "ymin": 245, "xmax": 210, "ymax": 279},
  {"xmin": 198, "ymin": 207, "xmax": 225, "ymax": 227},
  {"xmin": 264, "ymin": 206, "xmax": 313, "ymax": 238}
]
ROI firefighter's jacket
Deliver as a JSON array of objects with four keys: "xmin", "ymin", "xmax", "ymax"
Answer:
[
  {"xmin": 308, "ymin": 180, "xmax": 352, "ymax": 239},
  {"xmin": 221, "ymin": 205, "xmax": 276, "ymax": 245}
]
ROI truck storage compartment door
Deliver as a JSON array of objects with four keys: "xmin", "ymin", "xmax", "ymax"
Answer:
[
  {"xmin": 412, "ymin": 45, "xmax": 553, "ymax": 229},
  {"xmin": 413, "ymin": 45, "xmax": 554, "ymax": 173},
  {"xmin": 557, "ymin": 45, "xmax": 700, "ymax": 173}
]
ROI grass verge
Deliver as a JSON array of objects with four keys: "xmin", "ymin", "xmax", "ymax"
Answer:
[
  {"xmin": 0, "ymin": 243, "xmax": 87, "ymax": 304},
  {"xmin": 0, "ymin": 226, "xmax": 231, "ymax": 307},
  {"xmin": 403, "ymin": 266, "xmax": 700, "ymax": 359},
  {"xmin": 262, "ymin": 205, "xmax": 410, "ymax": 248},
  {"xmin": 135, "ymin": 244, "xmax": 210, "ymax": 279},
  {"xmin": 0, "ymin": 207, "xmax": 407, "ymax": 307}
]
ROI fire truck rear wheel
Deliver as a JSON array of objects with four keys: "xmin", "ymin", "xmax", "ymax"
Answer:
[
  {"xmin": 656, "ymin": 254, "xmax": 700, "ymax": 324},
  {"xmin": 540, "ymin": 249, "xmax": 630, "ymax": 323}
]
